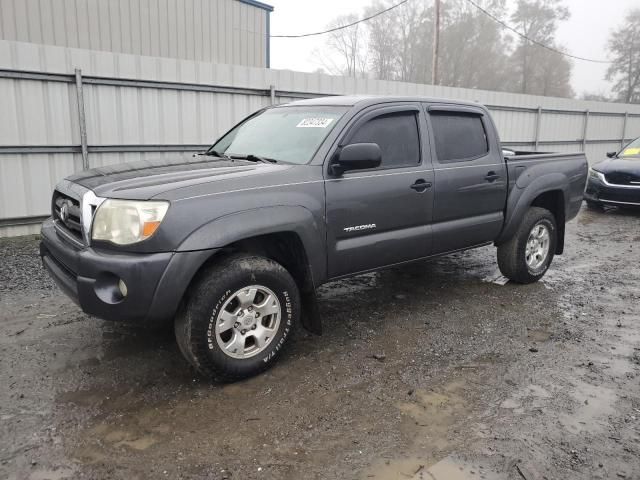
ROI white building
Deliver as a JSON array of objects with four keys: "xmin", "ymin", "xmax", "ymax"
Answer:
[{"xmin": 0, "ymin": 0, "xmax": 273, "ymax": 67}]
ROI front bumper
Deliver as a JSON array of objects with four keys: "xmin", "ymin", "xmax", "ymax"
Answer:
[
  {"xmin": 584, "ymin": 175, "xmax": 640, "ymax": 206},
  {"xmin": 40, "ymin": 218, "xmax": 213, "ymax": 324}
]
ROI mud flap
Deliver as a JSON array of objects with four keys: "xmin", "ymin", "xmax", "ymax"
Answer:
[
  {"xmin": 556, "ymin": 222, "xmax": 565, "ymax": 254},
  {"xmin": 300, "ymin": 288, "xmax": 322, "ymax": 335}
]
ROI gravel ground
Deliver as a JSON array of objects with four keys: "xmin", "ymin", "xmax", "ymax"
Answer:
[
  {"xmin": 1, "ymin": 205, "xmax": 639, "ymax": 480},
  {"xmin": 0, "ymin": 236, "xmax": 57, "ymax": 293}
]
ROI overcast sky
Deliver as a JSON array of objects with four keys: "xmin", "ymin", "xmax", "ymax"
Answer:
[{"xmin": 269, "ymin": 0, "xmax": 637, "ymax": 97}]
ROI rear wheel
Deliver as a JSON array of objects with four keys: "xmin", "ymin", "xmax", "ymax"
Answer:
[
  {"xmin": 175, "ymin": 253, "xmax": 300, "ymax": 381},
  {"xmin": 497, "ymin": 207, "xmax": 557, "ymax": 284}
]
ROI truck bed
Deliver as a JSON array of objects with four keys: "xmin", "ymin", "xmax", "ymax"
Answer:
[{"xmin": 499, "ymin": 151, "xmax": 588, "ymax": 242}]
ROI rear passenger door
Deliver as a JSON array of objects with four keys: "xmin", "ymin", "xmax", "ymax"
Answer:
[
  {"xmin": 425, "ymin": 104, "xmax": 507, "ymax": 254},
  {"xmin": 325, "ymin": 104, "xmax": 434, "ymax": 278}
]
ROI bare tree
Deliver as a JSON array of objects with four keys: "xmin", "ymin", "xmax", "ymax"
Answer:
[
  {"xmin": 365, "ymin": 0, "xmax": 400, "ymax": 80},
  {"xmin": 606, "ymin": 8, "xmax": 640, "ymax": 103},
  {"xmin": 322, "ymin": 15, "xmax": 368, "ymax": 77},
  {"xmin": 508, "ymin": 0, "xmax": 572, "ymax": 96},
  {"xmin": 318, "ymin": 0, "xmax": 572, "ymax": 97},
  {"xmin": 363, "ymin": 0, "xmax": 511, "ymax": 88},
  {"xmin": 395, "ymin": 0, "xmax": 428, "ymax": 82},
  {"xmin": 438, "ymin": 0, "xmax": 511, "ymax": 90},
  {"xmin": 529, "ymin": 46, "xmax": 574, "ymax": 97}
]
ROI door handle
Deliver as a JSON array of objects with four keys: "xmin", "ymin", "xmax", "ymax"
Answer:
[
  {"xmin": 410, "ymin": 179, "xmax": 432, "ymax": 192},
  {"xmin": 484, "ymin": 171, "xmax": 501, "ymax": 182}
]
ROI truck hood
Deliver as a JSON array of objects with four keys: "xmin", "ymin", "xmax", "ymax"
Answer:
[{"xmin": 67, "ymin": 153, "xmax": 298, "ymax": 200}]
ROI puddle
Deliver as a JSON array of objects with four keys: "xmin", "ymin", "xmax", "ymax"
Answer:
[
  {"xmin": 499, "ymin": 384, "xmax": 552, "ymax": 414},
  {"xmin": 364, "ymin": 454, "xmax": 511, "ymax": 480},
  {"xmin": 57, "ymin": 389, "xmax": 109, "ymax": 408},
  {"xmin": 454, "ymin": 352, "xmax": 504, "ymax": 371},
  {"xmin": 526, "ymin": 328, "xmax": 551, "ymax": 342},
  {"xmin": 363, "ymin": 457, "xmax": 430, "ymax": 480},
  {"xmin": 362, "ymin": 381, "xmax": 467, "ymax": 480},
  {"xmin": 114, "ymin": 436, "xmax": 158, "ymax": 450},
  {"xmin": 397, "ymin": 382, "xmax": 466, "ymax": 435},
  {"xmin": 24, "ymin": 466, "xmax": 77, "ymax": 480},
  {"xmin": 559, "ymin": 381, "xmax": 617, "ymax": 434},
  {"xmin": 72, "ymin": 422, "xmax": 160, "ymax": 462},
  {"xmin": 481, "ymin": 270, "xmax": 509, "ymax": 286},
  {"xmin": 426, "ymin": 455, "xmax": 510, "ymax": 480},
  {"xmin": 363, "ymin": 381, "xmax": 470, "ymax": 480},
  {"xmin": 318, "ymin": 272, "xmax": 380, "ymax": 299}
]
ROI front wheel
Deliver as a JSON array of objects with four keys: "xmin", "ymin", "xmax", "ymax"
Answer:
[
  {"xmin": 497, "ymin": 207, "xmax": 557, "ymax": 284},
  {"xmin": 175, "ymin": 253, "xmax": 300, "ymax": 382}
]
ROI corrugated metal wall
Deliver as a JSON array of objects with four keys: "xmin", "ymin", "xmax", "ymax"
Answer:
[
  {"xmin": 0, "ymin": 0, "xmax": 269, "ymax": 67},
  {"xmin": 2, "ymin": 39, "xmax": 640, "ymax": 237}
]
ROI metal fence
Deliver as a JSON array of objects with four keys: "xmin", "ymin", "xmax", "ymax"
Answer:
[{"xmin": 2, "ymin": 39, "xmax": 640, "ymax": 237}]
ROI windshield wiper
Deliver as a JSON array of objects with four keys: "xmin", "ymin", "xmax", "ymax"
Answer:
[
  {"xmin": 229, "ymin": 154, "xmax": 278, "ymax": 164},
  {"xmin": 199, "ymin": 149, "xmax": 232, "ymax": 159}
]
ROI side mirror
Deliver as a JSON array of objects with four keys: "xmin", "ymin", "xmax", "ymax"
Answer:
[
  {"xmin": 606, "ymin": 151, "xmax": 617, "ymax": 158},
  {"xmin": 331, "ymin": 143, "xmax": 382, "ymax": 176}
]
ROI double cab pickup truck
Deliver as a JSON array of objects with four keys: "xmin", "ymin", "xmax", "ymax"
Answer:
[{"xmin": 40, "ymin": 95, "xmax": 588, "ymax": 381}]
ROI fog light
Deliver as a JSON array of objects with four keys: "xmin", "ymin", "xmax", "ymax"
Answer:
[{"xmin": 118, "ymin": 279, "xmax": 128, "ymax": 298}]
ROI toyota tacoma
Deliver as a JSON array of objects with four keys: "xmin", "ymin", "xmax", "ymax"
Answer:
[{"xmin": 40, "ymin": 96, "xmax": 588, "ymax": 380}]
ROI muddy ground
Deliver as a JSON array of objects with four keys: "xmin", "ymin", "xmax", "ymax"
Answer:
[{"xmin": 1, "ymin": 205, "xmax": 639, "ymax": 480}]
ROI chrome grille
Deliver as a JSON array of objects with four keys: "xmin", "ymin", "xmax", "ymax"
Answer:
[
  {"xmin": 605, "ymin": 172, "xmax": 640, "ymax": 186},
  {"xmin": 52, "ymin": 190, "xmax": 84, "ymax": 243}
]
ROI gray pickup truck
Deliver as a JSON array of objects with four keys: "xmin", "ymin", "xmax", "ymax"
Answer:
[{"xmin": 40, "ymin": 95, "xmax": 588, "ymax": 380}]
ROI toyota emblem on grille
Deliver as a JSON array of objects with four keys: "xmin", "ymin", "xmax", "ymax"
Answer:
[{"xmin": 60, "ymin": 202, "xmax": 69, "ymax": 222}]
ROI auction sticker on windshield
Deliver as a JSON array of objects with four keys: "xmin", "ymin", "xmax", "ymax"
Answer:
[
  {"xmin": 296, "ymin": 118, "xmax": 334, "ymax": 128},
  {"xmin": 621, "ymin": 147, "xmax": 640, "ymax": 157}
]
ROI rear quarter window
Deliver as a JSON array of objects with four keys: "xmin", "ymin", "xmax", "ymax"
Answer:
[{"xmin": 430, "ymin": 111, "xmax": 489, "ymax": 163}]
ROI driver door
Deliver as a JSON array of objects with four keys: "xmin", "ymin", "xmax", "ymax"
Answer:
[{"xmin": 324, "ymin": 104, "xmax": 434, "ymax": 278}]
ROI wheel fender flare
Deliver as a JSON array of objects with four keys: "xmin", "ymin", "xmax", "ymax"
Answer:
[
  {"xmin": 176, "ymin": 205, "xmax": 326, "ymax": 285},
  {"xmin": 497, "ymin": 172, "xmax": 568, "ymax": 245}
]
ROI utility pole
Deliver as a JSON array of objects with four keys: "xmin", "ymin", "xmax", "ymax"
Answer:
[
  {"xmin": 522, "ymin": 40, "xmax": 528, "ymax": 94},
  {"xmin": 431, "ymin": 0, "xmax": 441, "ymax": 85}
]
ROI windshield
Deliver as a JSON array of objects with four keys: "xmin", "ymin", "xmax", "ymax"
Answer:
[
  {"xmin": 620, "ymin": 137, "xmax": 640, "ymax": 159},
  {"xmin": 211, "ymin": 106, "xmax": 348, "ymax": 164}
]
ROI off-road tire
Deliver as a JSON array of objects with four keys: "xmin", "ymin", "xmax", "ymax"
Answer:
[
  {"xmin": 497, "ymin": 207, "xmax": 557, "ymax": 284},
  {"xmin": 175, "ymin": 253, "xmax": 300, "ymax": 382}
]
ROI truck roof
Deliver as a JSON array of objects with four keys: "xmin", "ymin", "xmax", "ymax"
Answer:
[{"xmin": 285, "ymin": 95, "xmax": 484, "ymax": 108}]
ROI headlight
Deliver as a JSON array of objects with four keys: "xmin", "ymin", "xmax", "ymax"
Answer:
[
  {"xmin": 91, "ymin": 199, "xmax": 169, "ymax": 245},
  {"xmin": 588, "ymin": 168, "xmax": 604, "ymax": 182}
]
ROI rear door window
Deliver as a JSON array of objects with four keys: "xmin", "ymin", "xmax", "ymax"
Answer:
[
  {"xmin": 430, "ymin": 112, "xmax": 488, "ymax": 163},
  {"xmin": 347, "ymin": 111, "xmax": 420, "ymax": 169}
]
